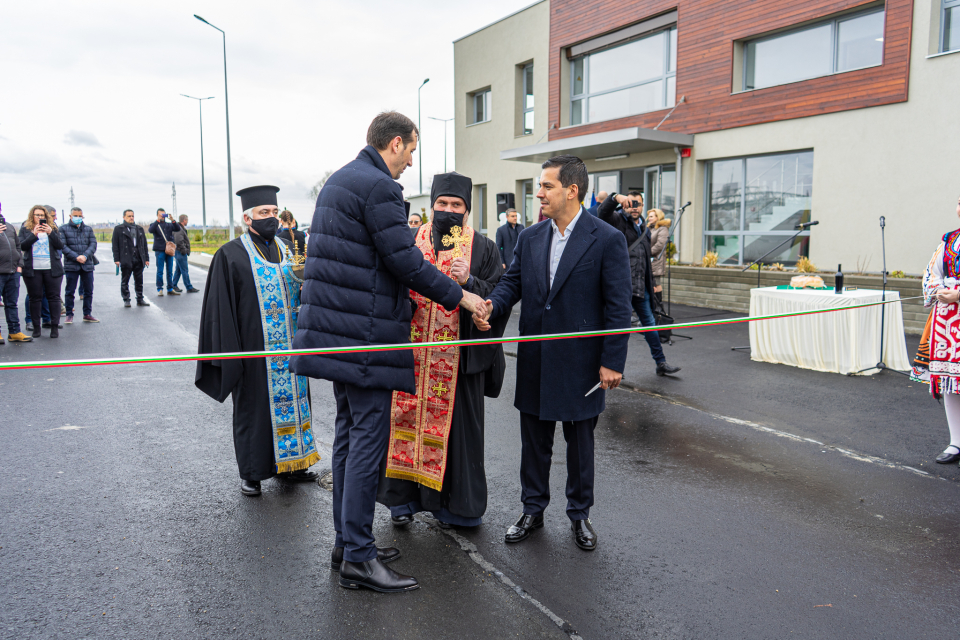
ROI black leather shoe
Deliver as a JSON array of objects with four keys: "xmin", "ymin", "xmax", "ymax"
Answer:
[
  {"xmin": 391, "ymin": 514, "xmax": 414, "ymax": 528},
  {"xmin": 172, "ymin": 286, "xmax": 183, "ymax": 293},
  {"xmin": 936, "ymin": 449, "xmax": 960, "ymax": 464},
  {"xmin": 277, "ymin": 468, "xmax": 319, "ymax": 482},
  {"xmin": 124, "ymin": 300, "xmax": 131, "ymax": 308},
  {"xmin": 571, "ymin": 519, "xmax": 598, "ymax": 551},
  {"xmin": 505, "ymin": 513, "xmax": 544, "ymax": 543},
  {"xmin": 435, "ymin": 520, "xmax": 453, "ymax": 529},
  {"xmin": 339, "ymin": 558, "xmax": 419, "ymax": 592},
  {"xmin": 240, "ymin": 479, "xmax": 261, "ymax": 496},
  {"xmin": 136, "ymin": 299, "xmax": 151, "ymax": 307},
  {"xmin": 331, "ymin": 546, "xmax": 401, "ymax": 572},
  {"xmin": 656, "ymin": 362, "xmax": 681, "ymax": 376},
  {"xmin": 187, "ymin": 287, "xmax": 201, "ymax": 293}
]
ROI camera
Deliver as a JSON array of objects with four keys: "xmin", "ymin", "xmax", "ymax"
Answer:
[
  {"xmin": 630, "ymin": 200, "xmax": 641, "ymax": 209},
  {"xmin": 0, "ymin": 214, "xmax": 6, "ymax": 225}
]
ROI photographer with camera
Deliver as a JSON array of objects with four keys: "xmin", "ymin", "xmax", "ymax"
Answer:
[
  {"xmin": 19, "ymin": 205, "xmax": 64, "ymax": 338},
  {"xmin": 148, "ymin": 208, "xmax": 181, "ymax": 297},
  {"xmin": 597, "ymin": 192, "xmax": 680, "ymax": 377}
]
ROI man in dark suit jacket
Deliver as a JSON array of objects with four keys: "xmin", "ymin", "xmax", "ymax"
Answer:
[{"xmin": 474, "ymin": 155, "xmax": 632, "ymax": 551}]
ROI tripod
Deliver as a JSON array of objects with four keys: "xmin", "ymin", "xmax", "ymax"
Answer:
[
  {"xmin": 850, "ymin": 216, "xmax": 909, "ymax": 376},
  {"xmin": 662, "ymin": 202, "xmax": 693, "ymax": 343},
  {"xmin": 732, "ymin": 226, "xmax": 811, "ymax": 352}
]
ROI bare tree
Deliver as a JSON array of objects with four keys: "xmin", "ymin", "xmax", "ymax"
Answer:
[{"xmin": 308, "ymin": 170, "xmax": 335, "ymax": 201}]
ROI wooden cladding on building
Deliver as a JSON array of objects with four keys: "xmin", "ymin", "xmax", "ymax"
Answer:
[{"xmin": 548, "ymin": 0, "xmax": 913, "ymax": 141}]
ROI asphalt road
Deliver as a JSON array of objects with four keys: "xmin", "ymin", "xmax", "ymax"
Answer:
[{"xmin": 1, "ymin": 261, "xmax": 958, "ymax": 639}]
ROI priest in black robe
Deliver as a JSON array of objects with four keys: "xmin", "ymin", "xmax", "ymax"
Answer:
[
  {"xmin": 196, "ymin": 185, "xmax": 320, "ymax": 497},
  {"xmin": 378, "ymin": 172, "xmax": 508, "ymax": 527}
]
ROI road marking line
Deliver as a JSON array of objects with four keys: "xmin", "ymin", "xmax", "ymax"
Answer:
[
  {"xmin": 416, "ymin": 515, "xmax": 584, "ymax": 640},
  {"xmin": 616, "ymin": 382, "xmax": 930, "ymax": 477},
  {"xmin": 46, "ymin": 425, "xmax": 89, "ymax": 431}
]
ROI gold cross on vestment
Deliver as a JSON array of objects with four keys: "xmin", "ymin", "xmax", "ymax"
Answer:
[
  {"xmin": 436, "ymin": 328, "xmax": 454, "ymax": 341},
  {"xmin": 441, "ymin": 225, "xmax": 468, "ymax": 259},
  {"xmin": 431, "ymin": 381, "xmax": 449, "ymax": 397},
  {"xmin": 410, "ymin": 326, "xmax": 421, "ymax": 341},
  {"xmin": 264, "ymin": 301, "xmax": 285, "ymax": 321}
]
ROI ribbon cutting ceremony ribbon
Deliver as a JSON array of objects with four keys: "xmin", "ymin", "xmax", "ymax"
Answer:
[{"xmin": 0, "ymin": 295, "xmax": 921, "ymax": 372}]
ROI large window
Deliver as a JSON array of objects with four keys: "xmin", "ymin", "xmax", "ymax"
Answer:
[
  {"xmin": 944, "ymin": 0, "xmax": 960, "ymax": 52},
  {"xmin": 744, "ymin": 8, "xmax": 884, "ymax": 91},
  {"xmin": 570, "ymin": 27, "xmax": 676, "ymax": 125},
  {"xmin": 470, "ymin": 89, "xmax": 491, "ymax": 125},
  {"xmin": 522, "ymin": 64, "xmax": 534, "ymax": 134},
  {"xmin": 703, "ymin": 151, "xmax": 813, "ymax": 267}
]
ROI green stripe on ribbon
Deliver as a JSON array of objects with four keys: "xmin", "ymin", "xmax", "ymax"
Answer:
[{"xmin": 0, "ymin": 295, "xmax": 922, "ymax": 371}]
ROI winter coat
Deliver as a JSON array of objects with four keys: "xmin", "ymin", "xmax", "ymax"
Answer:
[
  {"xmin": 112, "ymin": 224, "xmax": 150, "ymax": 268},
  {"xmin": 290, "ymin": 145, "xmax": 463, "ymax": 393},
  {"xmin": 486, "ymin": 210, "xmax": 632, "ymax": 422},
  {"xmin": 148, "ymin": 220, "xmax": 181, "ymax": 253},
  {"xmin": 598, "ymin": 195, "xmax": 655, "ymax": 300},
  {"xmin": 495, "ymin": 221, "xmax": 523, "ymax": 268},
  {"xmin": 59, "ymin": 221, "xmax": 97, "ymax": 272},
  {"xmin": 650, "ymin": 224, "xmax": 670, "ymax": 278},
  {"xmin": 173, "ymin": 227, "xmax": 191, "ymax": 256},
  {"xmin": 0, "ymin": 222, "xmax": 23, "ymax": 275},
  {"xmin": 19, "ymin": 225, "xmax": 64, "ymax": 278}
]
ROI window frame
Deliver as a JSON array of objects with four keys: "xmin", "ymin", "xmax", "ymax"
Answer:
[
  {"xmin": 569, "ymin": 25, "xmax": 677, "ymax": 126},
  {"xmin": 477, "ymin": 184, "xmax": 488, "ymax": 234},
  {"xmin": 943, "ymin": 0, "xmax": 960, "ymax": 53},
  {"xmin": 469, "ymin": 89, "xmax": 492, "ymax": 126},
  {"xmin": 522, "ymin": 63, "xmax": 535, "ymax": 135},
  {"xmin": 702, "ymin": 150, "xmax": 814, "ymax": 267},
  {"xmin": 742, "ymin": 7, "xmax": 886, "ymax": 92}
]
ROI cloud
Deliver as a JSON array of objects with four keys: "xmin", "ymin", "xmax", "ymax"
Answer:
[{"xmin": 64, "ymin": 130, "xmax": 103, "ymax": 148}]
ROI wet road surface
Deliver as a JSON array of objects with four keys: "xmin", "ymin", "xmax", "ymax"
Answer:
[{"xmin": 0, "ymin": 262, "xmax": 957, "ymax": 639}]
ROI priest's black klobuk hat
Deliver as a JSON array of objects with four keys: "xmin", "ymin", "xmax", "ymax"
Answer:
[
  {"xmin": 430, "ymin": 172, "xmax": 472, "ymax": 212},
  {"xmin": 236, "ymin": 185, "xmax": 280, "ymax": 211}
]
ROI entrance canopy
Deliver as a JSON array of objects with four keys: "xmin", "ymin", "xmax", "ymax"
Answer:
[{"xmin": 501, "ymin": 126, "xmax": 694, "ymax": 164}]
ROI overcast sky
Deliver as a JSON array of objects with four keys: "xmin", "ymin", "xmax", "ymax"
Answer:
[{"xmin": 0, "ymin": 0, "xmax": 531, "ymax": 226}]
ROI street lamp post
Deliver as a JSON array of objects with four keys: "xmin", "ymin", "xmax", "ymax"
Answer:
[
  {"xmin": 180, "ymin": 94, "xmax": 214, "ymax": 241},
  {"xmin": 194, "ymin": 15, "xmax": 235, "ymax": 240},
  {"xmin": 417, "ymin": 78, "xmax": 429, "ymax": 196},
  {"xmin": 427, "ymin": 116, "xmax": 454, "ymax": 173}
]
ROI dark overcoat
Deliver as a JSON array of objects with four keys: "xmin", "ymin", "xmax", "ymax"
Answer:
[
  {"xmin": 290, "ymin": 145, "xmax": 463, "ymax": 393},
  {"xmin": 487, "ymin": 209, "xmax": 632, "ymax": 422},
  {"xmin": 59, "ymin": 222, "xmax": 97, "ymax": 272}
]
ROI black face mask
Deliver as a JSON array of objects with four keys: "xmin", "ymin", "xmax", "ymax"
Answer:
[
  {"xmin": 250, "ymin": 217, "xmax": 278, "ymax": 242},
  {"xmin": 432, "ymin": 210, "xmax": 466, "ymax": 240}
]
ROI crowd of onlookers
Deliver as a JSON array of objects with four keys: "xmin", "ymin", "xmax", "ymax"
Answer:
[{"xmin": 0, "ymin": 202, "xmax": 199, "ymax": 343}]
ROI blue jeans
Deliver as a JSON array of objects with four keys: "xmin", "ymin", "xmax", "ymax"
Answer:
[
  {"xmin": 24, "ymin": 294, "xmax": 50, "ymax": 325},
  {"xmin": 0, "ymin": 273, "xmax": 21, "ymax": 334},
  {"xmin": 155, "ymin": 252, "xmax": 174, "ymax": 291},
  {"xmin": 172, "ymin": 253, "xmax": 192, "ymax": 289},
  {"xmin": 632, "ymin": 295, "xmax": 665, "ymax": 364},
  {"xmin": 65, "ymin": 270, "xmax": 94, "ymax": 317}
]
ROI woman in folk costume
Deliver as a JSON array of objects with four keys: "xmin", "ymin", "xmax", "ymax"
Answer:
[
  {"xmin": 923, "ymin": 194, "xmax": 960, "ymax": 465},
  {"xmin": 378, "ymin": 172, "xmax": 508, "ymax": 528}
]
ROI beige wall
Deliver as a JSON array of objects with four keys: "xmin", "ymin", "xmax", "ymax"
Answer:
[{"xmin": 454, "ymin": 1, "xmax": 550, "ymax": 238}]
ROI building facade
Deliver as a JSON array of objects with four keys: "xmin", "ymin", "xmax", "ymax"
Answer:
[{"xmin": 454, "ymin": 0, "xmax": 960, "ymax": 274}]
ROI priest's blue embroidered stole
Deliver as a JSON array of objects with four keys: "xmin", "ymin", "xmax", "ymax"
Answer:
[{"xmin": 240, "ymin": 233, "xmax": 318, "ymax": 473}]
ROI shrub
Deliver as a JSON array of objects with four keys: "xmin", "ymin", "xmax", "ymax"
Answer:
[
  {"xmin": 702, "ymin": 251, "xmax": 719, "ymax": 268},
  {"xmin": 890, "ymin": 270, "xmax": 906, "ymax": 278},
  {"xmin": 796, "ymin": 256, "xmax": 817, "ymax": 273}
]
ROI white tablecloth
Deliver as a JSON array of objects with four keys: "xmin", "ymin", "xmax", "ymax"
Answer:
[{"xmin": 748, "ymin": 287, "xmax": 910, "ymax": 375}]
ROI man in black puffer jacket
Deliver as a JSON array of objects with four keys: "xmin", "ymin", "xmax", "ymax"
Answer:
[
  {"xmin": 291, "ymin": 112, "xmax": 486, "ymax": 594},
  {"xmin": 60, "ymin": 207, "xmax": 98, "ymax": 323},
  {"xmin": 598, "ymin": 192, "xmax": 680, "ymax": 376}
]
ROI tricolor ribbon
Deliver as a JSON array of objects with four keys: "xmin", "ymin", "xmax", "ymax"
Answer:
[{"xmin": 0, "ymin": 295, "xmax": 920, "ymax": 371}]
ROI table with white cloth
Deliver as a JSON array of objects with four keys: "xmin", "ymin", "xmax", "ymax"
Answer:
[{"xmin": 748, "ymin": 287, "xmax": 910, "ymax": 375}]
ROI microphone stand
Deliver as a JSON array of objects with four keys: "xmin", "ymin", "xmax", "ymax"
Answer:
[
  {"xmin": 731, "ymin": 225, "xmax": 811, "ymax": 352},
  {"xmin": 661, "ymin": 202, "xmax": 692, "ymax": 343},
  {"xmin": 850, "ymin": 216, "xmax": 909, "ymax": 376}
]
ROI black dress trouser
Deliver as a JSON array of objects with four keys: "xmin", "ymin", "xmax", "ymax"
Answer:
[
  {"xmin": 120, "ymin": 259, "xmax": 145, "ymax": 301},
  {"xmin": 22, "ymin": 271, "xmax": 62, "ymax": 329},
  {"xmin": 519, "ymin": 411, "xmax": 598, "ymax": 521}
]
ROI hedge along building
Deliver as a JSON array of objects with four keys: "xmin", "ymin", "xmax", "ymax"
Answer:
[{"xmin": 454, "ymin": 0, "xmax": 960, "ymax": 274}]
